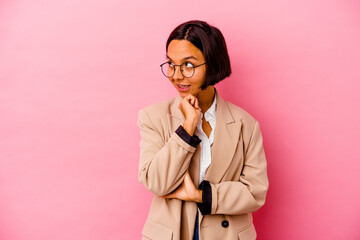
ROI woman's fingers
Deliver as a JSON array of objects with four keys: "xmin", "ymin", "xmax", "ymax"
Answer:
[
  {"xmin": 157, "ymin": 171, "xmax": 198, "ymax": 202},
  {"xmin": 195, "ymin": 98, "xmax": 199, "ymax": 109},
  {"xmin": 184, "ymin": 94, "xmax": 198, "ymax": 107},
  {"xmin": 183, "ymin": 94, "xmax": 193, "ymax": 106},
  {"xmin": 160, "ymin": 193, "xmax": 172, "ymax": 199},
  {"xmin": 187, "ymin": 95, "xmax": 194, "ymax": 105},
  {"xmin": 179, "ymin": 94, "xmax": 201, "ymax": 125},
  {"xmin": 185, "ymin": 94, "xmax": 193, "ymax": 101}
]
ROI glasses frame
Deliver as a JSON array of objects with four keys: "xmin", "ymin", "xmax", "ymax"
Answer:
[{"xmin": 160, "ymin": 61, "xmax": 206, "ymax": 78}]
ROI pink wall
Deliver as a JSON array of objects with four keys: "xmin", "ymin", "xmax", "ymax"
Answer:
[{"xmin": 1, "ymin": 0, "xmax": 359, "ymax": 239}]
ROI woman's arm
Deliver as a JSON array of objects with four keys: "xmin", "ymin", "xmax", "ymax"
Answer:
[
  {"xmin": 197, "ymin": 121, "xmax": 269, "ymax": 215},
  {"xmin": 137, "ymin": 108, "xmax": 201, "ymax": 196}
]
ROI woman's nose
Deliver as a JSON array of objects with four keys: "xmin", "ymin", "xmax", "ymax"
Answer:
[{"xmin": 172, "ymin": 66, "xmax": 184, "ymax": 80}]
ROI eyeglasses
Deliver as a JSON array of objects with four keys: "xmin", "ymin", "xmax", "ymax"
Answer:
[{"xmin": 160, "ymin": 61, "xmax": 206, "ymax": 78}]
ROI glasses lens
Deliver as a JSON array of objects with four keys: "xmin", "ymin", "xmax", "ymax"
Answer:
[
  {"xmin": 161, "ymin": 62, "xmax": 174, "ymax": 77},
  {"xmin": 181, "ymin": 63, "xmax": 195, "ymax": 78}
]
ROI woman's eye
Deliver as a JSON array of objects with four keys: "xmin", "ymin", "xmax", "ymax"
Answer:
[
  {"xmin": 185, "ymin": 62, "xmax": 194, "ymax": 68},
  {"xmin": 168, "ymin": 62, "xmax": 174, "ymax": 67}
]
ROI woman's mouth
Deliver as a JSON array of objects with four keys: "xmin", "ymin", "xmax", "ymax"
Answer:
[{"xmin": 177, "ymin": 84, "xmax": 191, "ymax": 92}]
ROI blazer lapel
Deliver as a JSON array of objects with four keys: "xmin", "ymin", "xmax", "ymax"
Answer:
[{"xmin": 204, "ymin": 89, "xmax": 242, "ymax": 184}]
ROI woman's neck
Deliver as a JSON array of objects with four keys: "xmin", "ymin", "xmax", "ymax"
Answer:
[{"xmin": 197, "ymin": 86, "xmax": 215, "ymax": 114}]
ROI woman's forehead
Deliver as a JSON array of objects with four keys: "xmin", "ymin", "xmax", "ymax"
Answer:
[{"xmin": 167, "ymin": 39, "xmax": 204, "ymax": 61}]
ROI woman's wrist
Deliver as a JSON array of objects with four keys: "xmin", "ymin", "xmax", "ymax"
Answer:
[
  {"xmin": 183, "ymin": 120, "xmax": 197, "ymax": 136},
  {"xmin": 192, "ymin": 189, "xmax": 203, "ymax": 203}
]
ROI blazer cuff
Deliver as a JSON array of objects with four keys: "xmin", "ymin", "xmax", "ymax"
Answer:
[
  {"xmin": 175, "ymin": 125, "xmax": 201, "ymax": 148},
  {"xmin": 196, "ymin": 180, "xmax": 212, "ymax": 215}
]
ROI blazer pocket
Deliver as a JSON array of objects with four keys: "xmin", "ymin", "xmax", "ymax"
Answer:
[
  {"xmin": 142, "ymin": 219, "xmax": 173, "ymax": 240},
  {"xmin": 237, "ymin": 223, "xmax": 257, "ymax": 240}
]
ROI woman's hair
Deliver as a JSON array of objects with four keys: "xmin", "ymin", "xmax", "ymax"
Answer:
[{"xmin": 166, "ymin": 20, "xmax": 231, "ymax": 90}]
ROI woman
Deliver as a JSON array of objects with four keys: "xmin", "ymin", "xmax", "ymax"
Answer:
[{"xmin": 137, "ymin": 20, "xmax": 269, "ymax": 240}]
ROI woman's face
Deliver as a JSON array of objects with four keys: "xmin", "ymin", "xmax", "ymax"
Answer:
[{"xmin": 166, "ymin": 39, "xmax": 207, "ymax": 98}]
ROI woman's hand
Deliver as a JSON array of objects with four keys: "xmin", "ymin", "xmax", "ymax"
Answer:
[
  {"xmin": 179, "ymin": 94, "xmax": 201, "ymax": 136},
  {"xmin": 160, "ymin": 171, "xmax": 202, "ymax": 203}
]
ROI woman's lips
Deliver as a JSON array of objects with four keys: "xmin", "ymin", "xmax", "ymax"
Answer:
[{"xmin": 177, "ymin": 84, "xmax": 190, "ymax": 92}]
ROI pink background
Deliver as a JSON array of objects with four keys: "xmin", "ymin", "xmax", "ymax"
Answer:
[{"xmin": 1, "ymin": 0, "xmax": 359, "ymax": 239}]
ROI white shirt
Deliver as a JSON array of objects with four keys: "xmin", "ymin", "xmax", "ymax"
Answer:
[{"xmin": 195, "ymin": 93, "xmax": 217, "ymax": 186}]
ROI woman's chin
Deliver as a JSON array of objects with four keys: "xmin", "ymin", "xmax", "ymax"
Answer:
[
  {"xmin": 178, "ymin": 91, "xmax": 192, "ymax": 98},
  {"xmin": 177, "ymin": 90, "xmax": 187, "ymax": 95}
]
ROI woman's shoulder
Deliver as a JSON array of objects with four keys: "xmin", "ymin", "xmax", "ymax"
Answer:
[
  {"xmin": 223, "ymin": 99, "xmax": 258, "ymax": 127},
  {"xmin": 221, "ymin": 98, "xmax": 260, "ymax": 138},
  {"xmin": 222, "ymin": 100, "xmax": 263, "ymax": 142}
]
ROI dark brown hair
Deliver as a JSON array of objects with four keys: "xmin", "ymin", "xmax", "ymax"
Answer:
[{"xmin": 166, "ymin": 20, "xmax": 231, "ymax": 90}]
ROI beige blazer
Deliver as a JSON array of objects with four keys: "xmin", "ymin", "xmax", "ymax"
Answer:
[{"xmin": 137, "ymin": 88, "xmax": 269, "ymax": 240}]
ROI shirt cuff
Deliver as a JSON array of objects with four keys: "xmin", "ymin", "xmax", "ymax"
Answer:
[
  {"xmin": 175, "ymin": 125, "xmax": 201, "ymax": 148},
  {"xmin": 196, "ymin": 180, "xmax": 212, "ymax": 215}
]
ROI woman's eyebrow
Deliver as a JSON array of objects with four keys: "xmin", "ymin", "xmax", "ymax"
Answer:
[{"xmin": 166, "ymin": 54, "xmax": 198, "ymax": 61}]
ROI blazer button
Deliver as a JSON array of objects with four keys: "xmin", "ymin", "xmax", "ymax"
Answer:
[{"xmin": 221, "ymin": 220, "xmax": 229, "ymax": 228}]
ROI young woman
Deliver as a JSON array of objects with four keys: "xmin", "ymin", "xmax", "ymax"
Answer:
[{"xmin": 137, "ymin": 20, "xmax": 269, "ymax": 240}]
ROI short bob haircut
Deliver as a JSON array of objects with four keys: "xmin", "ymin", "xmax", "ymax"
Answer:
[{"xmin": 166, "ymin": 20, "xmax": 231, "ymax": 90}]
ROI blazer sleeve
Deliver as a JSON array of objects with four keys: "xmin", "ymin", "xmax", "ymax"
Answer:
[
  {"xmin": 137, "ymin": 109, "xmax": 201, "ymax": 196},
  {"xmin": 197, "ymin": 120, "xmax": 269, "ymax": 215}
]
